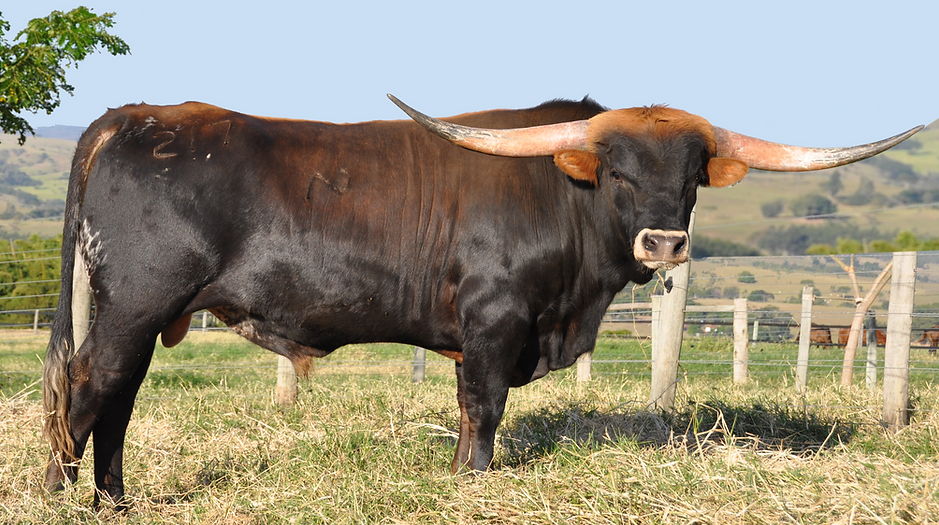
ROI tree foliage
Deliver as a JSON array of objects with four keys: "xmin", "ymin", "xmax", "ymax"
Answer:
[
  {"xmin": 0, "ymin": 7, "xmax": 129, "ymax": 144},
  {"xmin": 760, "ymin": 199, "xmax": 784, "ymax": 218},
  {"xmin": 789, "ymin": 193, "xmax": 837, "ymax": 218},
  {"xmin": 838, "ymin": 177, "xmax": 877, "ymax": 206},
  {"xmin": 806, "ymin": 231, "xmax": 939, "ymax": 255},
  {"xmin": 819, "ymin": 171, "xmax": 843, "ymax": 197},
  {"xmin": 691, "ymin": 235, "xmax": 762, "ymax": 258},
  {"xmin": 753, "ymin": 223, "xmax": 885, "ymax": 255}
]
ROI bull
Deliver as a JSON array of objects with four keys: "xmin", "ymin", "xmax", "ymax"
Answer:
[{"xmin": 41, "ymin": 94, "xmax": 920, "ymax": 503}]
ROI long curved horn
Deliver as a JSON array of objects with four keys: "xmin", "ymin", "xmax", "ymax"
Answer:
[
  {"xmin": 714, "ymin": 125, "xmax": 924, "ymax": 172},
  {"xmin": 388, "ymin": 94, "xmax": 589, "ymax": 157}
]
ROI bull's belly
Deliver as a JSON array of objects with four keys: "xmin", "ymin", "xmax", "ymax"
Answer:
[{"xmin": 203, "ymin": 304, "xmax": 461, "ymax": 373}]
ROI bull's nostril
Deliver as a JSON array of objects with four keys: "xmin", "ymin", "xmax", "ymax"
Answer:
[
  {"xmin": 673, "ymin": 236, "xmax": 687, "ymax": 254},
  {"xmin": 642, "ymin": 234, "xmax": 658, "ymax": 252}
]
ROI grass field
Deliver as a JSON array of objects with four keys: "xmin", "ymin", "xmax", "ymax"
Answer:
[{"xmin": 1, "ymin": 330, "xmax": 938, "ymax": 523}]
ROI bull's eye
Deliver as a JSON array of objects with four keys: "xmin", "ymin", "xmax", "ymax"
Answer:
[{"xmin": 611, "ymin": 170, "xmax": 622, "ymax": 181}]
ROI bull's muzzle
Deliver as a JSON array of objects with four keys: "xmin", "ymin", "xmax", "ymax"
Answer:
[{"xmin": 633, "ymin": 229, "xmax": 689, "ymax": 270}]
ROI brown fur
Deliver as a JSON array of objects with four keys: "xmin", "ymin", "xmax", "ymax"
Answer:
[
  {"xmin": 585, "ymin": 106, "xmax": 717, "ymax": 154},
  {"xmin": 706, "ymin": 158, "xmax": 750, "ymax": 187},
  {"xmin": 553, "ymin": 150, "xmax": 601, "ymax": 185}
]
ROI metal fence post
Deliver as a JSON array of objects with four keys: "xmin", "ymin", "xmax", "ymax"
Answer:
[{"xmin": 883, "ymin": 251, "xmax": 916, "ymax": 431}]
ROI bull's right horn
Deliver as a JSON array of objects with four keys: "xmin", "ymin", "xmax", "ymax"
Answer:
[{"xmin": 714, "ymin": 125, "xmax": 924, "ymax": 172}]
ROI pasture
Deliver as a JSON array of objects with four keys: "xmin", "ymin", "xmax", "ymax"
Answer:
[{"xmin": 1, "ymin": 330, "xmax": 937, "ymax": 523}]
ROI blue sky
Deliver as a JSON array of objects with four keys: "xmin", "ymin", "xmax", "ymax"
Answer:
[{"xmin": 4, "ymin": 1, "xmax": 937, "ymax": 147}]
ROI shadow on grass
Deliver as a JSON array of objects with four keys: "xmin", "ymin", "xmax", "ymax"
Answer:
[{"xmin": 499, "ymin": 399, "xmax": 857, "ymax": 468}]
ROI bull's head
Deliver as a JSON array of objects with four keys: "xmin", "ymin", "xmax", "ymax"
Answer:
[{"xmin": 389, "ymin": 94, "xmax": 921, "ymax": 272}]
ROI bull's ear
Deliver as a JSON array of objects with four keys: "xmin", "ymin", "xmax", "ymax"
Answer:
[
  {"xmin": 554, "ymin": 150, "xmax": 600, "ymax": 186},
  {"xmin": 706, "ymin": 157, "xmax": 749, "ymax": 187}
]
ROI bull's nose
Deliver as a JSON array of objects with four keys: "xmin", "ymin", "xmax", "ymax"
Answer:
[{"xmin": 633, "ymin": 229, "xmax": 689, "ymax": 269}]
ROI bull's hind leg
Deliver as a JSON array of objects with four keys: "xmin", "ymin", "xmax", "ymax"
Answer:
[{"xmin": 56, "ymin": 316, "xmax": 159, "ymax": 505}]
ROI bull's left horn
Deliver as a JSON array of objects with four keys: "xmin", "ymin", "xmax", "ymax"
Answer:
[
  {"xmin": 388, "ymin": 94, "xmax": 590, "ymax": 157},
  {"xmin": 714, "ymin": 125, "xmax": 924, "ymax": 172}
]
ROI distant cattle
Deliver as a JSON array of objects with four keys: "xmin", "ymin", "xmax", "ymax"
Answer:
[
  {"xmin": 797, "ymin": 324, "xmax": 832, "ymax": 345},
  {"xmin": 836, "ymin": 328, "xmax": 886, "ymax": 346},
  {"xmin": 918, "ymin": 326, "xmax": 939, "ymax": 353},
  {"xmin": 41, "ymin": 95, "xmax": 921, "ymax": 504}
]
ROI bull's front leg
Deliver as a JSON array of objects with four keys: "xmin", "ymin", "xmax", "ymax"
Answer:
[
  {"xmin": 452, "ymin": 360, "xmax": 511, "ymax": 472},
  {"xmin": 450, "ymin": 311, "xmax": 527, "ymax": 473}
]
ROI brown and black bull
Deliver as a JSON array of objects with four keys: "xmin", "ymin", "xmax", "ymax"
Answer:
[{"xmin": 41, "ymin": 94, "xmax": 920, "ymax": 503}]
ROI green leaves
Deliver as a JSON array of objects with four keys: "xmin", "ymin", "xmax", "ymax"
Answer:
[{"xmin": 0, "ymin": 7, "xmax": 130, "ymax": 144}]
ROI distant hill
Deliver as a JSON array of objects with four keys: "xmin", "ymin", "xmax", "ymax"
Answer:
[
  {"xmin": 0, "ymin": 134, "xmax": 75, "ymax": 238},
  {"xmin": 694, "ymin": 119, "xmax": 939, "ymax": 255},
  {"xmin": 35, "ymin": 125, "xmax": 86, "ymax": 142}
]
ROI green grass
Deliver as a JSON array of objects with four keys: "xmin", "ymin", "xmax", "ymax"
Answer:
[{"xmin": 1, "ymin": 330, "xmax": 938, "ymax": 523}]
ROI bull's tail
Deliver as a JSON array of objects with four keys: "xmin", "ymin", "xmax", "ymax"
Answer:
[
  {"xmin": 42, "ymin": 174, "xmax": 81, "ymax": 467},
  {"xmin": 42, "ymin": 119, "xmax": 120, "ymax": 471}
]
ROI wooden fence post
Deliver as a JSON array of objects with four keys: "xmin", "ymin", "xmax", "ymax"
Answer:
[
  {"xmin": 883, "ymin": 251, "xmax": 916, "ymax": 431},
  {"xmin": 72, "ymin": 245, "xmax": 92, "ymax": 348},
  {"xmin": 649, "ymin": 212, "xmax": 694, "ymax": 410},
  {"xmin": 865, "ymin": 311, "xmax": 878, "ymax": 391},
  {"xmin": 202, "ymin": 310, "xmax": 209, "ymax": 333},
  {"xmin": 649, "ymin": 295, "xmax": 667, "ymax": 406},
  {"xmin": 275, "ymin": 355, "xmax": 298, "ymax": 405},
  {"xmin": 651, "ymin": 278, "xmax": 688, "ymax": 411},
  {"xmin": 751, "ymin": 319, "xmax": 759, "ymax": 342},
  {"xmin": 650, "ymin": 295, "xmax": 662, "ymax": 363},
  {"xmin": 33, "ymin": 309, "xmax": 39, "ymax": 334},
  {"xmin": 733, "ymin": 297, "xmax": 748, "ymax": 384},
  {"xmin": 412, "ymin": 346, "xmax": 426, "ymax": 383},
  {"xmin": 796, "ymin": 286, "xmax": 814, "ymax": 393},
  {"xmin": 576, "ymin": 352, "xmax": 592, "ymax": 382}
]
